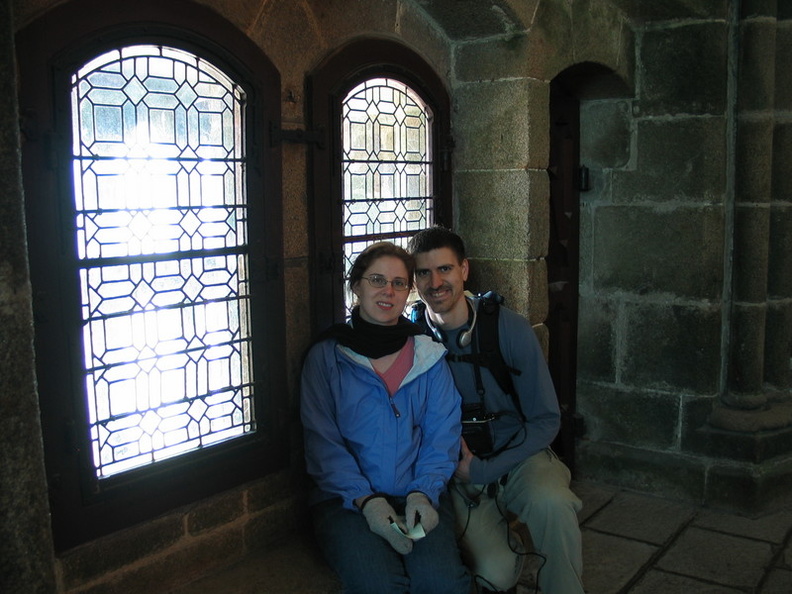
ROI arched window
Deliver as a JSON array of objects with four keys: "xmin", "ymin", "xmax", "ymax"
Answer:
[
  {"xmin": 309, "ymin": 40, "xmax": 452, "ymax": 328},
  {"xmin": 17, "ymin": 0, "xmax": 286, "ymax": 550},
  {"xmin": 340, "ymin": 77, "xmax": 435, "ymax": 312}
]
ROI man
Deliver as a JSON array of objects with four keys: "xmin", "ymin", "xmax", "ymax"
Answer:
[{"xmin": 408, "ymin": 226, "xmax": 583, "ymax": 594}]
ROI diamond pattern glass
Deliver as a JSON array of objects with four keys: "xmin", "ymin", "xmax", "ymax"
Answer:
[
  {"xmin": 71, "ymin": 45, "xmax": 255, "ymax": 478},
  {"xmin": 341, "ymin": 78, "xmax": 434, "ymax": 311}
]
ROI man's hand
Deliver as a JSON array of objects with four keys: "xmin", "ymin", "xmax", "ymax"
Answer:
[{"xmin": 454, "ymin": 437, "xmax": 474, "ymax": 482}]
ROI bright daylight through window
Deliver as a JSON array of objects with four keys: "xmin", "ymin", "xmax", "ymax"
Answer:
[
  {"xmin": 341, "ymin": 78, "xmax": 434, "ymax": 311},
  {"xmin": 71, "ymin": 45, "xmax": 255, "ymax": 478}
]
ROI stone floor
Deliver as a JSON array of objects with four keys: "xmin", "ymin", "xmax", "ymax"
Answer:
[{"xmin": 172, "ymin": 480, "xmax": 792, "ymax": 593}]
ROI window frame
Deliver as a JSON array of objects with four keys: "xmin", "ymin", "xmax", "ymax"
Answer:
[
  {"xmin": 17, "ymin": 0, "xmax": 287, "ymax": 551},
  {"xmin": 308, "ymin": 39, "xmax": 453, "ymax": 330}
]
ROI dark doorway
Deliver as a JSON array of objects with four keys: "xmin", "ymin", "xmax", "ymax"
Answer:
[{"xmin": 547, "ymin": 79, "xmax": 582, "ymax": 471}]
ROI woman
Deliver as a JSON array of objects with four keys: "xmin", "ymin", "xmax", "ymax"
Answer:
[{"xmin": 301, "ymin": 242, "xmax": 471, "ymax": 594}]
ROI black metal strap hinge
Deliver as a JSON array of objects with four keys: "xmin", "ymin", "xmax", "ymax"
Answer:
[{"xmin": 270, "ymin": 122, "xmax": 325, "ymax": 148}]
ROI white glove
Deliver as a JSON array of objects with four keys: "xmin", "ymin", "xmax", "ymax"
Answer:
[
  {"xmin": 405, "ymin": 491, "xmax": 439, "ymax": 534},
  {"xmin": 361, "ymin": 496, "xmax": 413, "ymax": 555}
]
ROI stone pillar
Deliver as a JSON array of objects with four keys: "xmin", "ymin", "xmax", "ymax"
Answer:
[
  {"xmin": 711, "ymin": 0, "xmax": 792, "ymax": 430},
  {"xmin": 0, "ymin": 0, "xmax": 57, "ymax": 590}
]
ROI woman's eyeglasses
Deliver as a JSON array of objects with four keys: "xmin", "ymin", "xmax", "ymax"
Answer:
[{"xmin": 361, "ymin": 275, "xmax": 410, "ymax": 291}]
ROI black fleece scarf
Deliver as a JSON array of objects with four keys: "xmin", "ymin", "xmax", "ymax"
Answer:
[{"xmin": 317, "ymin": 307, "xmax": 424, "ymax": 359}]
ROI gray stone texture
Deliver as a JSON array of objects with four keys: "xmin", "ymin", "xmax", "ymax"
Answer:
[
  {"xmin": 585, "ymin": 490, "xmax": 696, "ymax": 545},
  {"xmin": 0, "ymin": 0, "xmax": 56, "ymax": 592},
  {"xmin": 456, "ymin": 169, "xmax": 549, "ymax": 261},
  {"xmin": 575, "ymin": 297, "xmax": 617, "ymax": 383},
  {"xmin": 773, "ymin": 123, "xmax": 792, "ymax": 201},
  {"xmin": 736, "ymin": 118, "xmax": 774, "ymax": 203},
  {"xmin": 640, "ymin": 21, "xmax": 728, "ymax": 116},
  {"xmin": 622, "ymin": 302, "xmax": 722, "ymax": 394},
  {"xmin": 768, "ymin": 205, "xmax": 792, "ymax": 297},
  {"xmin": 657, "ymin": 527, "xmax": 774, "ymax": 589},
  {"xmin": 576, "ymin": 441, "xmax": 707, "ymax": 502},
  {"xmin": 775, "ymin": 19, "xmax": 792, "ymax": 110},
  {"xmin": 610, "ymin": 0, "xmax": 728, "ymax": 22},
  {"xmin": 611, "ymin": 118, "xmax": 727, "ymax": 203},
  {"xmin": 733, "ymin": 205, "xmax": 770, "ymax": 302},
  {"xmin": 453, "ymin": 78, "xmax": 548, "ymax": 171},
  {"xmin": 580, "ymin": 529, "xmax": 657, "ymax": 593},
  {"xmin": 592, "ymin": 205, "xmax": 725, "ymax": 300},
  {"xmin": 576, "ymin": 384, "xmax": 680, "ymax": 449},
  {"xmin": 739, "ymin": 18, "xmax": 777, "ymax": 111},
  {"xmin": 765, "ymin": 301, "xmax": 792, "ymax": 389},
  {"xmin": 580, "ymin": 99, "xmax": 631, "ymax": 169},
  {"xmin": 728, "ymin": 303, "xmax": 768, "ymax": 393}
]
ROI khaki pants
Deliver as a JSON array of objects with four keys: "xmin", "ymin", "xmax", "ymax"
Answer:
[{"xmin": 449, "ymin": 449, "xmax": 584, "ymax": 594}]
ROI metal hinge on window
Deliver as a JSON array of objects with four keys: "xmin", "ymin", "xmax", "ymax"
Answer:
[{"xmin": 270, "ymin": 122, "xmax": 325, "ymax": 148}]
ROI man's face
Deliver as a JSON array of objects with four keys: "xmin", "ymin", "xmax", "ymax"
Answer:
[{"xmin": 413, "ymin": 247, "xmax": 469, "ymax": 318}]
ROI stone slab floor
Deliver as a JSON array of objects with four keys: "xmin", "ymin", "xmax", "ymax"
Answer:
[{"xmin": 171, "ymin": 480, "xmax": 792, "ymax": 593}]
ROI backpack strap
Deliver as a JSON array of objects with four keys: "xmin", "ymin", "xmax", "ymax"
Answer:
[{"xmin": 415, "ymin": 292, "xmax": 525, "ymax": 422}]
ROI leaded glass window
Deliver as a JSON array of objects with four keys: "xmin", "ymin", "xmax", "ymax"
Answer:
[
  {"xmin": 70, "ymin": 45, "xmax": 254, "ymax": 478},
  {"xmin": 341, "ymin": 78, "xmax": 434, "ymax": 310}
]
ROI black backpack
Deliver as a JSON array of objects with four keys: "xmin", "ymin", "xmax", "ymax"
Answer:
[{"xmin": 410, "ymin": 291, "xmax": 524, "ymax": 420}]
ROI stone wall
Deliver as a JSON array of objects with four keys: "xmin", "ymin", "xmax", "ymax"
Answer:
[
  {"xmin": 3, "ymin": 0, "xmax": 792, "ymax": 592},
  {"xmin": 575, "ymin": 0, "xmax": 792, "ymax": 512}
]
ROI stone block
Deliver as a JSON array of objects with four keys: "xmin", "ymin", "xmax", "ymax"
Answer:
[
  {"xmin": 187, "ymin": 488, "xmax": 244, "ymax": 536},
  {"xmin": 706, "ymin": 457, "xmax": 792, "ymax": 512},
  {"xmin": 736, "ymin": 118, "xmax": 774, "ymax": 202},
  {"xmin": 728, "ymin": 303, "xmax": 767, "ymax": 393},
  {"xmin": 245, "ymin": 498, "xmax": 298, "ymax": 552},
  {"xmin": 611, "ymin": 0, "xmax": 728, "ymax": 21},
  {"xmin": 466, "ymin": 257, "xmax": 547, "ymax": 325},
  {"xmin": 776, "ymin": 20, "xmax": 792, "ymax": 110},
  {"xmin": 772, "ymin": 123, "xmax": 792, "ymax": 201},
  {"xmin": 456, "ymin": 168, "xmax": 549, "ymax": 261},
  {"xmin": 580, "ymin": 99, "xmax": 631, "ymax": 169},
  {"xmin": 73, "ymin": 529, "xmax": 243, "ymax": 594},
  {"xmin": 412, "ymin": 0, "xmax": 531, "ymax": 41},
  {"xmin": 741, "ymin": 0, "xmax": 779, "ymax": 18},
  {"xmin": 768, "ymin": 204, "xmax": 792, "ymax": 298},
  {"xmin": 689, "ymin": 423, "xmax": 792, "ymax": 464},
  {"xmin": 764, "ymin": 301, "xmax": 792, "ymax": 389},
  {"xmin": 59, "ymin": 514, "xmax": 185, "ymax": 589},
  {"xmin": 247, "ymin": 470, "xmax": 292, "ymax": 513},
  {"xmin": 575, "ymin": 440, "xmax": 707, "ymax": 502},
  {"xmin": 576, "ymin": 383, "xmax": 679, "ymax": 449},
  {"xmin": 576, "ymin": 297, "xmax": 616, "ymax": 383},
  {"xmin": 584, "ymin": 490, "xmax": 696, "ymax": 545},
  {"xmin": 612, "ymin": 118, "xmax": 727, "ymax": 203},
  {"xmin": 738, "ymin": 19, "xmax": 778, "ymax": 111},
  {"xmin": 622, "ymin": 302, "xmax": 722, "ymax": 394},
  {"xmin": 656, "ymin": 526, "xmax": 773, "ymax": 589},
  {"xmin": 640, "ymin": 22, "xmax": 728, "ymax": 116},
  {"xmin": 592, "ymin": 205, "xmax": 724, "ymax": 300},
  {"xmin": 453, "ymin": 79, "xmax": 548, "ymax": 171},
  {"xmin": 570, "ymin": 0, "xmax": 635, "ymax": 86},
  {"xmin": 581, "ymin": 530, "xmax": 657, "ymax": 594}
]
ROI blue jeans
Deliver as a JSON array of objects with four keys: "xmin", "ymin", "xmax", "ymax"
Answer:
[{"xmin": 312, "ymin": 493, "xmax": 471, "ymax": 594}]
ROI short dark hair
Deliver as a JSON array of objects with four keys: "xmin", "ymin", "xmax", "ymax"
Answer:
[
  {"xmin": 407, "ymin": 226, "xmax": 466, "ymax": 263},
  {"xmin": 348, "ymin": 242, "xmax": 415, "ymax": 292}
]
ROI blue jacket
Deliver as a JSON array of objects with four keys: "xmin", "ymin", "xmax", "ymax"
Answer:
[{"xmin": 301, "ymin": 334, "xmax": 462, "ymax": 510}]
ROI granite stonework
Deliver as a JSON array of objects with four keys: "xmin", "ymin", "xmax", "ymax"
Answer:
[{"xmin": 3, "ymin": 1, "xmax": 792, "ymax": 592}]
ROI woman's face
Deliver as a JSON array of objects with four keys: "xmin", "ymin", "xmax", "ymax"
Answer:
[{"xmin": 352, "ymin": 255, "xmax": 411, "ymax": 326}]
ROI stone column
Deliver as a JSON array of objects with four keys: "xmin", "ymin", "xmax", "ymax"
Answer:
[
  {"xmin": 710, "ymin": 1, "xmax": 792, "ymax": 431},
  {"xmin": 0, "ymin": 0, "xmax": 58, "ymax": 590}
]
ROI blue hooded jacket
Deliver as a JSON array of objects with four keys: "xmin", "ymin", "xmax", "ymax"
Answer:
[{"xmin": 301, "ymin": 334, "xmax": 462, "ymax": 510}]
